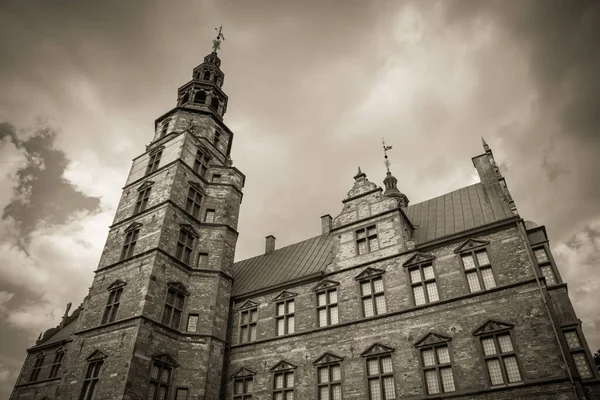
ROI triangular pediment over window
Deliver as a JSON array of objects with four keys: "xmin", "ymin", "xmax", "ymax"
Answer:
[
  {"xmin": 148, "ymin": 145, "xmax": 165, "ymax": 156},
  {"xmin": 414, "ymin": 332, "xmax": 452, "ymax": 348},
  {"xmin": 238, "ymin": 299, "xmax": 259, "ymax": 311},
  {"xmin": 124, "ymin": 222, "xmax": 142, "ymax": 233},
  {"xmin": 270, "ymin": 360, "xmax": 297, "ymax": 372},
  {"xmin": 36, "ymin": 351, "xmax": 45, "ymax": 358},
  {"xmin": 454, "ymin": 238, "xmax": 490, "ymax": 253},
  {"xmin": 138, "ymin": 180, "xmax": 155, "ymax": 191},
  {"xmin": 403, "ymin": 252, "xmax": 436, "ymax": 267},
  {"xmin": 167, "ymin": 282, "xmax": 189, "ymax": 296},
  {"xmin": 232, "ymin": 367, "xmax": 256, "ymax": 378},
  {"xmin": 153, "ymin": 353, "xmax": 178, "ymax": 367},
  {"xmin": 272, "ymin": 290, "xmax": 296, "ymax": 302},
  {"xmin": 86, "ymin": 350, "xmax": 107, "ymax": 361},
  {"xmin": 360, "ymin": 343, "xmax": 395, "ymax": 357},
  {"xmin": 312, "ymin": 280, "xmax": 340, "ymax": 291},
  {"xmin": 179, "ymin": 224, "xmax": 199, "ymax": 238},
  {"xmin": 313, "ymin": 352, "xmax": 344, "ymax": 365},
  {"xmin": 188, "ymin": 180, "xmax": 206, "ymax": 194},
  {"xmin": 107, "ymin": 280, "xmax": 127, "ymax": 291},
  {"xmin": 473, "ymin": 320, "xmax": 514, "ymax": 336},
  {"xmin": 355, "ymin": 267, "xmax": 385, "ymax": 281}
]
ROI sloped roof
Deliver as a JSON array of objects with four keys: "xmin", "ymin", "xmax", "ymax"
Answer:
[
  {"xmin": 35, "ymin": 314, "xmax": 79, "ymax": 348},
  {"xmin": 232, "ymin": 234, "xmax": 334, "ymax": 296}
]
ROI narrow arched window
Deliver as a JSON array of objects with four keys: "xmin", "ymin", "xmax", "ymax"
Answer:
[{"xmin": 194, "ymin": 91, "xmax": 206, "ymax": 104}]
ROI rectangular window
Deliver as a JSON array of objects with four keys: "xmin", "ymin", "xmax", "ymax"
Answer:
[
  {"xmin": 234, "ymin": 376, "xmax": 253, "ymax": 400},
  {"xmin": 146, "ymin": 150, "xmax": 162, "ymax": 175},
  {"xmin": 361, "ymin": 277, "xmax": 386, "ymax": 317},
  {"xmin": 204, "ymin": 209, "xmax": 215, "ymax": 223},
  {"xmin": 421, "ymin": 345, "xmax": 455, "ymax": 394},
  {"xmin": 317, "ymin": 288, "xmax": 339, "ymax": 327},
  {"xmin": 29, "ymin": 354, "xmax": 44, "ymax": 382},
  {"xmin": 101, "ymin": 288, "xmax": 123, "ymax": 324},
  {"xmin": 409, "ymin": 264, "xmax": 439, "ymax": 306},
  {"xmin": 197, "ymin": 252, "xmax": 208, "ymax": 268},
  {"xmin": 239, "ymin": 308, "xmax": 258, "ymax": 343},
  {"xmin": 461, "ymin": 249, "xmax": 496, "ymax": 292},
  {"xmin": 160, "ymin": 118, "xmax": 171, "ymax": 138},
  {"xmin": 356, "ymin": 225, "xmax": 379, "ymax": 255},
  {"xmin": 275, "ymin": 299, "xmax": 295, "ymax": 336},
  {"xmin": 185, "ymin": 186, "xmax": 203, "ymax": 218},
  {"xmin": 120, "ymin": 228, "xmax": 139, "ymax": 261},
  {"xmin": 533, "ymin": 247, "xmax": 557, "ymax": 286},
  {"xmin": 214, "ymin": 130, "xmax": 222, "ymax": 147},
  {"xmin": 175, "ymin": 388, "xmax": 189, "ymax": 400},
  {"xmin": 563, "ymin": 329, "xmax": 593, "ymax": 379},
  {"xmin": 211, "ymin": 174, "xmax": 222, "ymax": 183},
  {"xmin": 366, "ymin": 355, "xmax": 396, "ymax": 400},
  {"xmin": 186, "ymin": 314, "xmax": 199, "ymax": 332},
  {"xmin": 318, "ymin": 363, "xmax": 342, "ymax": 400},
  {"xmin": 162, "ymin": 288, "xmax": 185, "ymax": 329},
  {"xmin": 176, "ymin": 229, "xmax": 195, "ymax": 265},
  {"xmin": 134, "ymin": 186, "xmax": 152, "ymax": 214},
  {"xmin": 193, "ymin": 150, "xmax": 211, "ymax": 177},
  {"xmin": 49, "ymin": 351, "xmax": 64, "ymax": 379},
  {"xmin": 147, "ymin": 362, "xmax": 172, "ymax": 400},
  {"xmin": 79, "ymin": 360, "xmax": 103, "ymax": 400},
  {"xmin": 480, "ymin": 332, "xmax": 522, "ymax": 385},
  {"xmin": 273, "ymin": 371, "xmax": 294, "ymax": 400}
]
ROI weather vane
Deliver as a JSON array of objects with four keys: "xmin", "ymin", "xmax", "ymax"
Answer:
[
  {"xmin": 382, "ymin": 137, "xmax": 393, "ymax": 173},
  {"xmin": 212, "ymin": 25, "xmax": 225, "ymax": 53}
]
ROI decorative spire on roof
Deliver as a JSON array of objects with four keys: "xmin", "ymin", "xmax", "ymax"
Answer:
[
  {"xmin": 354, "ymin": 166, "xmax": 366, "ymax": 181},
  {"xmin": 482, "ymin": 137, "xmax": 490, "ymax": 152},
  {"xmin": 381, "ymin": 137, "xmax": 409, "ymax": 207},
  {"xmin": 212, "ymin": 25, "xmax": 225, "ymax": 53}
]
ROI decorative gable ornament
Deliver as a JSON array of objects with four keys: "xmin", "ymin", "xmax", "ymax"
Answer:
[
  {"xmin": 313, "ymin": 352, "xmax": 344, "ymax": 365},
  {"xmin": 403, "ymin": 252, "xmax": 436, "ymax": 267},
  {"xmin": 454, "ymin": 238, "xmax": 490, "ymax": 253},
  {"xmin": 473, "ymin": 320, "xmax": 514, "ymax": 336},
  {"xmin": 414, "ymin": 332, "xmax": 452, "ymax": 348},
  {"xmin": 238, "ymin": 299, "xmax": 259, "ymax": 311},
  {"xmin": 86, "ymin": 350, "xmax": 108, "ymax": 361},
  {"xmin": 312, "ymin": 280, "xmax": 340, "ymax": 291},
  {"xmin": 360, "ymin": 343, "xmax": 395, "ymax": 357},
  {"xmin": 124, "ymin": 222, "xmax": 142, "ymax": 233},
  {"xmin": 355, "ymin": 267, "xmax": 385, "ymax": 281},
  {"xmin": 148, "ymin": 145, "xmax": 165, "ymax": 156},
  {"xmin": 269, "ymin": 360, "xmax": 297, "ymax": 372},
  {"xmin": 137, "ymin": 180, "xmax": 155, "ymax": 192},
  {"xmin": 179, "ymin": 224, "xmax": 199, "ymax": 238},
  {"xmin": 232, "ymin": 367, "xmax": 256, "ymax": 378},
  {"xmin": 272, "ymin": 290, "xmax": 296, "ymax": 302},
  {"xmin": 153, "ymin": 353, "xmax": 179, "ymax": 367},
  {"xmin": 167, "ymin": 282, "xmax": 190, "ymax": 296},
  {"xmin": 107, "ymin": 280, "xmax": 127, "ymax": 291},
  {"xmin": 188, "ymin": 180, "xmax": 206, "ymax": 194}
]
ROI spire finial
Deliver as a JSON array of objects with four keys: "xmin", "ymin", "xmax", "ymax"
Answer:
[
  {"xmin": 482, "ymin": 137, "xmax": 490, "ymax": 152},
  {"xmin": 382, "ymin": 137, "xmax": 393, "ymax": 173},
  {"xmin": 212, "ymin": 25, "xmax": 225, "ymax": 53}
]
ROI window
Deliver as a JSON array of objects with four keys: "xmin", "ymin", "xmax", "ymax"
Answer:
[
  {"xmin": 366, "ymin": 355, "xmax": 396, "ymax": 400},
  {"xmin": 147, "ymin": 361, "xmax": 172, "ymax": 400},
  {"xmin": 234, "ymin": 376, "xmax": 253, "ymax": 399},
  {"xmin": 204, "ymin": 209, "xmax": 215, "ymax": 223},
  {"xmin": 193, "ymin": 150, "xmax": 210, "ymax": 177},
  {"xmin": 239, "ymin": 307, "xmax": 258, "ymax": 343},
  {"xmin": 186, "ymin": 314, "xmax": 199, "ymax": 332},
  {"xmin": 273, "ymin": 370, "xmax": 294, "ymax": 400},
  {"xmin": 203, "ymin": 71, "xmax": 211, "ymax": 80},
  {"xmin": 49, "ymin": 349, "xmax": 64, "ymax": 379},
  {"xmin": 317, "ymin": 363, "xmax": 342, "ymax": 400},
  {"xmin": 197, "ymin": 252, "xmax": 208, "ymax": 268},
  {"xmin": 360, "ymin": 277, "xmax": 386, "ymax": 317},
  {"xmin": 275, "ymin": 299, "xmax": 295, "ymax": 336},
  {"xmin": 175, "ymin": 388, "xmax": 189, "ymax": 400},
  {"xmin": 120, "ymin": 227, "xmax": 139, "ymax": 261},
  {"xmin": 162, "ymin": 287, "xmax": 186, "ymax": 329},
  {"xmin": 480, "ymin": 332, "xmax": 522, "ymax": 385},
  {"xmin": 317, "ymin": 288, "xmax": 339, "ymax": 327},
  {"xmin": 409, "ymin": 264, "xmax": 439, "ymax": 306},
  {"xmin": 79, "ymin": 359, "xmax": 103, "ymax": 400},
  {"xmin": 175, "ymin": 228, "xmax": 195, "ymax": 265},
  {"xmin": 420, "ymin": 345, "xmax": 455, "ymax": 394},
  {"xmin": 214, "ymin": 130, "xmax": 222, "ymax": 147},
  {"xmin": 194, "ymin": 91, "xmax": 207, "ymax": 104},
  {"xmin": 185, "ymin": 186, "xmax": 203, "ymax": 218},
  {"xmin": 460, "ymin": 249, "xmax": 496, "ymax": 292},
  {"xmin": 180, "ymin": 92, "xmax": 190, "ymax": 105},
  {"xmin": 211, "ymin": 174, "xmax": 222, "ymax": 183},
  {"xmin": 356, "ymin": 225, "xmax": 379, "ymax": 255},
  {"xmin": 160, "ymin": 119, "xmax": 170, "ymax": 138},
  {"xmin": 101, "ymin": 287, "xmax": 123, "ymax": 324},
  {"xmin": 563, "ymin": 329, "xmax": 594, "ymax": 379},
  {"xmin": 146, "ymin": 150, "xmax": 162, "ymax": 175},
  {"xmin": 134, "ymin": 185, "xmax": 152, "ymax": 214},
  {"xmin": 29, "ymin": 352, "xmax": 44, "ymax": 382},
  {"xmin": 533, "ymin": 247, "xmax": 557, "ymax": 286},
  {"xmin": 210, "ymin": 97, "xmax": 220, "ymax": 111}
]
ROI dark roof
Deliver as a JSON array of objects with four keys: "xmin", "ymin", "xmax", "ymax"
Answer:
[
  {"xmin": 34, "ymin": 315, "xmax": 79, "ymax": 349},
  {"xmin": 232, "ymin": 182, "xmax": 513, "ymax": 297},
  {"xmin": 232, "ymin": 234, "xmax": 334, "ymax": 296}
]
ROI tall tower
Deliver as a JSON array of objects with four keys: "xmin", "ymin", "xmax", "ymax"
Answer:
[{"xmin": 11, "ymin": 29, "xmax": 244, "ymax": 400}]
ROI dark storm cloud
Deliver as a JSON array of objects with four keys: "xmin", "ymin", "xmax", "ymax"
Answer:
[{"xmin": 0, "ymin": 122, "xmax": 100, "ymax": 239}]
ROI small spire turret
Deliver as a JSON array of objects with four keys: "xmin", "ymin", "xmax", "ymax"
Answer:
[{"xmin": 381, "ymin": 138, "xmax": 409, "ymax": 207}]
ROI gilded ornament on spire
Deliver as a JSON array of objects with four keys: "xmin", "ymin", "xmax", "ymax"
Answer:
[
  {"xmin": 382, "ymin": 137, "xmax": 393, "ymax": 173},
  {"xmin": 212, "ymin": 25, "xmax": 226, "ymax": 53}
]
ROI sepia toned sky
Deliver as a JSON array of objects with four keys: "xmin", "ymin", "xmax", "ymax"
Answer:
[{"xmin": 0, "ymin": 0, "xmax": 599, "ymax": 396}]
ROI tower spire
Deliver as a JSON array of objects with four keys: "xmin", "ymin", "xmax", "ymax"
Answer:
[{"xmin": 381, "ymin": 137, "xmax": 409, "ymax": 207}]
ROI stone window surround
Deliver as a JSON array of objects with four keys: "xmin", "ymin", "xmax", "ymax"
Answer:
[
  {"xmin": 455, "ymin": 241, "xmax": 497, "ymax": 293},
  {"xmin": 474, "ymin": 322, "xmax": 523, "ymax": 387},
  {"xmin": 531, "ymin": 244, "xmax": 560, "ymax": 286},
  {"xmin": 561, "ymin": 324, "xmax": 596, "ymax": 380}
]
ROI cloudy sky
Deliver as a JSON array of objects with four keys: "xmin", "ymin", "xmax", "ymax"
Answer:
[{"xmin": 0, "ymin": 0, "xmax": 599, "ymax": 396}]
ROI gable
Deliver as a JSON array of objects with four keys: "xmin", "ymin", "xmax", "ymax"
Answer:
[
  {"xmin": 232, "ymin": 367, "xmax": 256, "ymax": 378},
  {"xmin": 454, "ymin": 238, "xmax": 490, "ymax": 253},
  {"xmin": 124, "ymin": 222, "xmax": 142, "ymax": 233},
  {"xmin": 153, "ymin": 353, "xmax": 178, "ymax": 367},
  {"xmin": 107, "ymin": 280, "xmax": 127, "ymax": 291},
  {"xmin": 360, "ymin": 343, "xmax": 395, "ymax": 357},
  {"xmin": 355, "ymin": 267, "xmax": 385, "ymax": 281},
  {"xmin": 188, "ymin": 180, "xmax": 206, "ymax": 194},
  {"xmin": 270, "ymin": 360, "xmax": 297, "ymax": 372},
  {"xmin": 148, "ymin": 145, "xmax": 165, "ymax": 156},
  {"xmin": 167, "ymin": 282, "xmax": 189, "ymax": 296},
  {"xmin": 313, "ymin": 352, "xmax": 344, "ymax": 365},
  {"xmin": 238, "ymin": 299, "xmax": 259, "ymax": 310},
  {"xmin": 403, "ymin": 252, "xmax": 435, "ymax": 267},
  {"xmin": 179, "ymin": 224, "xmax": 199, "ymax": 238},
  {"xmin": 272, "ymin": 290, "xmax": 296, "ymax": 302},
  {"xmin": 473, "ymin": 320, "xmax": 514, "ymax": 336},
  {"xmin": 86, "ymin": 350, "xmax": 107, "ymax": 361},
  {"xmin": 138, "ymin": 180, "xmax": 155, "ymax": 191},
  {"xmin": 312, "ymin": 280, "xmax": 340, "ymax": 291},
  {"xmin": 414, "ymin": 332, "xmax": 452, "ymax": 348}
]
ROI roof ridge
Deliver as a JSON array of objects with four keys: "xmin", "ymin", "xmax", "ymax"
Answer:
[{"xmin": 234, "ymin": 233, "xmax": 330, "ymax": 265}]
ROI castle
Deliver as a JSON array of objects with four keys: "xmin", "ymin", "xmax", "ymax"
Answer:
[{"xmin": 10, "ymin": 33, "xmax": 600, "ymax": 400}]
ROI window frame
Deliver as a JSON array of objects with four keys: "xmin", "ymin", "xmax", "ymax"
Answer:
[
  {"xmin": 204, "ymin": 208, "xmax": 216, "ymax": 223},
  {"xmin": 408, "ymin": 263, "xmax": 439, "ymax": 306},
  {"xmin": 49, "ymin": 349, "xmax": 65, "ymax": 379},
  {"xmin": 562, "ymin": 326, "xmax": 595, "ymax": 379},
  {"xmin": 458, "ymin": 246, "xmax": 497, "ymax": 293},
  {"xmin": 355, "ymin": 225, "xmax": 379, "ymax": 255},
  {"xmin": 316, "ymin": 361, "xmax": 343, "ymax": 400},
  {"xmin": 29, "ymin": 352, "xmax": 45, "ymax": 382},
  {"xmin": 174, "ymin": 387, "xmax": 189, "ymax": 400},
  {"xmin": 159, "ymin": 118, "xmax": 171, "ymax": 138},
  {"xmin": 233, "ymin": 375, "xmax": 254, "ymax": 399},
  {"xmin": 146, "ymin": 149, "xmax": 162, "ymax": 175},
  {"xmin": 316, "ymin": 287, "xmax": 339, "ymax": 327},
  {"xmin": 365, "ymin": 354, "xmax": 396, "ymax": 400},
  {"xmin": 275, "ymin": 299, "xmax": 295, "ymax": 336},
  {"xmin": 147, "ymin": 360, "xmax": 172, "ymax": 400},
  {"xmin": 532, "ymin": 245, "xmax": 560, "ymax": 286},
  {"xmin": 272, "ymin": 369, "xmax": 295, "ymax": 400},
  {"xmin": 79, "ymin": 358, "xmax": 103, "ymax": 400},
  {"xmin": 185, "ymin": 185, "xmax": 203, "ymax": 219},
  {"xmin": 193, "ymin": 149, "xmax": 211, "ymax": 177},
  {"xmin": 477, "ymin": 330, "xmax": 523, "ymax": 387},
  {"xmin": 418, "ymin": 343, "xmax": 456, "ymax": 395},
  {"xmin": 239, "ymin": 307, "xmax": 258, "ymax": 344},
  {"xmin": 214, "ymin": 130, "xmax": 222, "ymax": 147},
  {"xmin": 101, "ymin": 286, "xmax": 124, "ymax": 325},
  {"xmin": 175, "ymin": 227, "xmax": 196, "ymax": 265},
  {"xmin": 186, "ymin": 314, "xmax": 199, "ymax": 333},
  {"xmin": 359, "ymin": 275, "xmax": 387, "ymax": 318},
  {"xmin": 120, "ymin": 226, "xmax": 140, "ymax": 261},
  {"xmin": 134, "ymin": 184, "xmax": 152, "ymax": 214},
  {"xmin": 161, "ymin": 285, "xmax": 188, "ymax": 330}
]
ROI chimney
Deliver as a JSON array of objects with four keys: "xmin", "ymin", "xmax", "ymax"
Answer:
[
  {"xmin": 265, "ymin": 235, "xmax": 276, "ymax": 254},
  {"xmin": 321, "ymin": 214, "xmax": 333, "ymax": 234}
]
